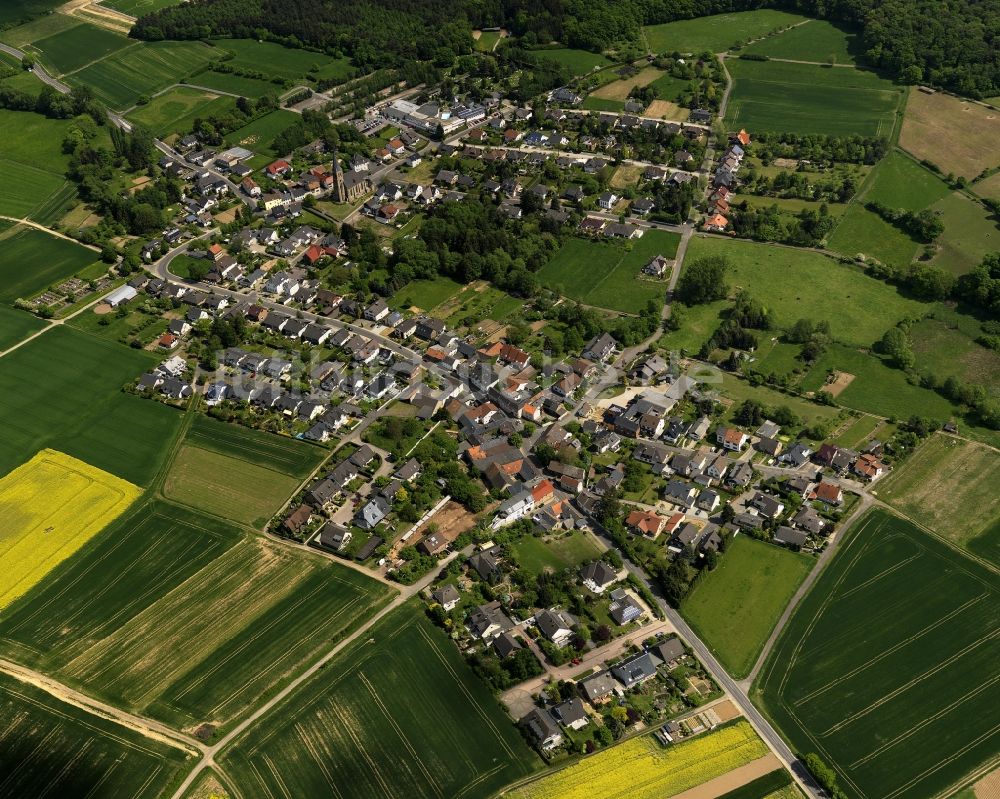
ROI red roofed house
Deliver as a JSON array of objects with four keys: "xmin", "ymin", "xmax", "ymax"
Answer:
[
  {"xmin": 703, "ymin": 213, "xmax": 729, "ymax": 232},
  {"xmin": 266, "ymin": 159, "xmax": 291, "ymax": 177},
  {"xmin": 663, "ymin": 512, "xmax": 685, "ymax": 536},
  {"xmin": 531, "ymin": 479, "xmax": 555, "ymax": 506},
  {"xmin": 626, "ymin": 509, "xmax": 667, "ymax": 538},
  {"xmin": 303, "ymin": 244, "xmax": 325, "ymax": 266},
  {"xmin": 207, "ymin": 243, "xmax": 225, "ymax": 261},
  {"xmin": 716, "ymin": 426, "xmax": 748, "ymax": 452},
  {"xmin": 813, "ymin": 481, "xmax": 843, "ymax": 506},
  {"xmin": 736, "ymin": 129, "xmax": 751, "ymax": 146},
  {"xmin": 157, "ymin": 333, "xmax": 178, "ymax": 349},
  {"xmin": 388, "ymin": 137, "xmax": 405, "ymax": 155},
  {"xmin": 713, "ymin": 197, "xmax": 730, "ymax": 214},
  {"xmin": 852, "ymin": 453, "xmax": 886, "ymax": 481},
  {"xmin": 241, "ymin": 177, "xmax": 261, "ymax": 197}
]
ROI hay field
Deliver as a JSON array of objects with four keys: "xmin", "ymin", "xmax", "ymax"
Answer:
[
  {"xmin": 0, "ymin": 448, "xmax": 140, "ymax": 609},
  {"xmin": 900, "ymin": 90, "xmax": 1000, "ymax": 180},
  {"xmin": 755, "ymin": 509, "xmax": 1000, "ymax": 799},
  {"xmin": 590, "ymin": 67, "xmax": 664, "ymax": 101}
]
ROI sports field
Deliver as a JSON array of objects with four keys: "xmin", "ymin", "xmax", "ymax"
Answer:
[
  {"xmin": 220, "ymin": 603, "xmax": 539, "ymax": 798},
  {"xmin": 0, "ymin": 449, "xmax": 140, "ymax": 609},
  {"xmin": 510, "ymin": 722, "xmax": 770, "ymax": 799},
  {"xmin": 538, "ymin": 230, "xmax": 679, "ymax": 314},
  {"xmin": 0, "ymin": 224, "xmax": 99, "ymax": 303},
  {"xmin": 683, "ymin": 236, "xmax": 926, "ymax": 346},
  {"xmin": 643, "ymin": 10, "xmax": 808, "ymax": 53},
  {"xmin": 878, "ymin": 435, "xmax": 1000, "ymax": 561},
  {"xmin": 163, "ymin": 444, "xmax": 303, "ymax": 526},
  {"xmin": 754, "ymin": 509, "xmax": 1000, "ymax": 799},
  {"xmin": 900, "ymin": 90, "xmax": 1000, "ymax": 180},
  {"xmin": 682, "ymin": 536, "xmax": 813, "ymax": 679},
  {"xmin": 68, "ymin": 40, "xmax": 217, "ymax": 109},
  {"xmin": 127, "ymin": 86, "xmax": 235, "ymax": 138},
  {"xmin": 725, "ymin": 60, "xmax": 902, "ymax": 136},
  {"xmin": 743, "ymin": 19, "xmax": 860, "ymax": 64},
  {"xmin": 0, "ymin": 500, "xmax": 394, "ymax": 731},
  {"xmin": 0, "ymin": 671, "xmax": 193, "ymax": 799},
  {"xmin": 535, "ymin": 48, "xmax": 611, "ymax": 75},
  {"xmin": 32, "ymin": 22, "xmax": 131, "ymax": 75},
  {"xmin": 0, "ymin": 327, "xmax": 181, "ymax": 485}
]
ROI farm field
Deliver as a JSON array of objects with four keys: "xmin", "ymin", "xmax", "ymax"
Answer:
[
  {"xmin": 163, "ymin": 444, "xmax": 303, "ymax": 527},
  {"xmin": 0, "ymin": 0, "xmax": 63, "ymax": 27},
  {"xmin": 510, "ymin": 721, "xmax": 770, "ymax": 799},
  {"xmin": 0, "ymin": 672, "xmax": 194, "ymax": 799},
  {"xmin": 826, "ymin": 204, "xmax": 919, "ymax": 267},
  {"xmin": 0, "ymin": 224, "xmax": 99, "ymax": 303},
  {"xmin": 0, "ymin": 499, "xmax": 395, "ymax": 731},
  {"xmin": 754, "ymin": 509, "xmax": 1000, "ymax": 799},
  {"xmin": 390, "ymin": 275, "xmax": 465, "ymax": 312},
  {"xmin": 223, "ymin": 109, "xmax": 299, "ymax": 164},
  {"xmin": 643, "ymin": 10, "xmax": 808, "ymax": 53},
  {"xmin": 0, "ymin": 326, "xmax": 181, "ymax": 485},
  {"xmin": 878, "ymin": 435, "xmax": 1000, "ymax": 562},
  {"xmin": 589, "ymin": 66, "xmax": 664, "ymax": 101},
  {"xmin": 186, "ymin": 414, "xmax": 325, "ymax": 478},
  {"xmin": 208, "ymin": 38, "xmax": 352, "ymax": 84},
  {"xmin": 0, "ymin": 306, "xmax": 45, "ymax": 351},
  {"xmin": 68, "ymin": 40, "xmax": 217, "ymax": 109},
  {"xmin": 31, "ymin": 22, "xmax": 131, "ymax": 75},
  {"xmin": 682, "ymin": 536, "xmax": 814, "ymax": 679},
  {"xmin": 743, "ymin": 19, "xmax": 860, "ymax": 64},
  {"xmin": 99, "ymin": 0, "xmax": 185, "ymax": 13},
  {"xmin": 798, "ymin": 343, "xmax": 958, "ymax": 420},
  {"xmin": 725, "ymin": 60, "xmax": 902, "ymax": 136},
  {"xmin": 535, "ymin": 48, "xmax": 612, "ymax": 75},
  {"xmin": 185, "ymin": 69, "xmax": 280, "ymax": 98},
  {"xmin": 581, "ymin": 96, "xmax": 626, "ymax": 112},
  {"xmin": 900, "ymin": 89, "xmax": 1000, "ymax": 180},
  {"xmin": 0, "ymin": 10, "xmax": 80, "ymax": 47},
  {"xmin": 128, "ymin": 86, "xmax": 235, "ymax": 138},
  {"xmin": 513, "ymin": 531, "xmax": 604, "ymax": 576},
  {"xmin": 861, "ymin": 150, "xmax": 951, "ymax": 210},
  {"xmin": 683, "ymin": 236, "xmax": 926, "ymax": 345},
  {"xmin": 538, "ymin": 230, "xmax": 679, "ymax": 314},
  {"xmin": 219, "ymin": 603, "xmax": 539, "ymax": 799},
  {"xmin": 927, "ymin": 191, "xmax": 1000, "ymax": 276},
  {"xmin": 0, "ymin": 448, "xmax": 141, "ymax": 609}
]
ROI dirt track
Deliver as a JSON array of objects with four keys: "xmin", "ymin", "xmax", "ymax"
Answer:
[{"xmin": 667, "ymin": 754, "xmax": 783, "ymax": 799}]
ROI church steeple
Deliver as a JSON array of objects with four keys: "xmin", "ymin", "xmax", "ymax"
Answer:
[{"xmin": 332, "ymin": 149, "xmax": 346, "ymax": 203}]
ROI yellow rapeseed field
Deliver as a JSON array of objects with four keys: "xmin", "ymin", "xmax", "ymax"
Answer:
[
  {"xmin": 511, "ymin": 721, "xmax": 769, "ymax": 799},
  {"xmin": 0, "ymin": 449, "xmax": 141, "ymax": 609}
]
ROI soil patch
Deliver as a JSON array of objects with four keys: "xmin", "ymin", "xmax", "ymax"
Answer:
[
  {"xmin": 975, "ymin": 766, "xmax": 1000, "ymax": 799},
  {"xmin": 825, "ymin": 370, "xmax": 855, "ymax": 397},
  {"xmin": 92, "ymin": 303, "xmax": 113, "ymax": 315},
  {"xmin": 667, "ymin": 754, "xmax": 783, "ymax": 799},
  {"xmin": 645, "ymin": 100, "xmax": 690, "ymax": 121}
]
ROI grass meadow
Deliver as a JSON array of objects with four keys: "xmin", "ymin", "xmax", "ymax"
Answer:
[
  {"xmin": 743, "ymin": 19, "xmax": 860, "ymax": 64},
  {"xmin": 754, "ymin": 509, "xmax": 1000, "ymax": 799},
  {"xmin": 927, "ymin": 191, "xmax": 1000, "ymax": 276},
  {"xmin": 185, "ymin": 69, "xmax": 281, "ymax": 98},
  {"xmin": 878, "ymin": 435, "xmax": 1000, "ymax": 563},
  {"xmin": 208, "ymin": 39, "xmax": 352, "ymax": 84},
  {"xmin": 0, "ymin": 10, "xmax": 79, "ymax": 47},
  {"xmin": 682, "ymin": 535, "xmax": 813, "ymax": 679},
  {"xmin": 900, "ymin": 89, "xmax": 1000, "ymax": 180},
  {"xmin": 512, "ymin": 531, "xmax": 604, "ymax": 577},
  {"xmin": 32, "ymin": 22, "xmax": 131, "ymax": 75},
  {"xmin": 219, "ymin": 603, "xmax": 539, "ymax": 798},
  {"xmin": 643, "ymin": 10, "xmax": 808, "ymax": 53},
  {"xmin": 0, "ymin": 224, "xmax": 99, "ymax": 303},
  {"xmin": 0, "ymin": 672, "xmax": 193, "ymax": 799},
  {"xmin": 534, "ymin": 47, "xmax": 611, "ymax": 75},
  {"xmin": 0, "ymin": 0, "xmax": 63, "ymax": 27},
  {"xmin": 725, "ymin": 59, "xmax": 902, "ymax": 136},
  {"xmin": 0, "ymin": 500, "xmax": 395, "ymax": 732},
  {"xmin": 128, "ymin": 86, "xmax": 236, "ymax": 138},
  {"xmin": 223, "ymin": 109, "xmax": 300, "ymax": 163},
  {"xmin": 581, "ymin": 96, "xmax": 626, "ymax": 112},
  {"xmin": 538, "ymin": 230, "xmax": 679, "ymax": 314},
  {"xmin": 99, "ymin": 0, "xmax": 186, "ymax": 13},
  {"xmin": 0, "ymin": 326, "xmax": 181, "ymax": 485},
  {"xmin": 390, "ymin": 275, "xmax": 465, "ymax": 312},
  {"xmin": 909, "ymin": 314, "xmax": 1000, "ymax": 395},
  {"xmin": 68, "ymin": 40, "xmax": 217, "ymax": 109},
  {"xmin": 683, "ymin": 236, "xmax": 926, "ymax": 346}
]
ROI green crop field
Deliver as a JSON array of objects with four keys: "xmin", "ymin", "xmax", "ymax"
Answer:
[
  {"xmin": 127, "ymin": 86, "xmax": 236, "ymax": 137},
  {"xmin": 799, "ymin": 343, "xmax": 958, "ymax": 420},
  {"xmin": 743, "ymin": 20, "xmax": 861, "ymax": 64},
  {"xmin": 186, "ymin": 69, "xmax": 280, "ymax": 98},
  {"xmin": 0, "ymin": 306, "xmax": 45, "ymax": 351},
  {"xmin": 32, "ymin": 22, "xmax": 131, "ymax": 75},
  {"xmin": 0, "ymin": 499, "xmax": 395, "ymax": 731},
  {"xmin": 0, "ymin": 326, "xmax": 181, "ymax": 484},
  {"xmin": 538, "ymin": 230, "xmax": 678, "ymax": 314},
  {"xmin": 0, "ymin": 672, "xmax": 194, "ymax": 799},
  {"xmin": 535, "ymin": 47, "xmax": 612, "ymax": 75},
  {"xmin": 223, "ymin": 109, "xmax": 299, "ymax": 163},
  {"xmin": 725, "ymin": 60, "xmax": 902, "ymax": 136},
  {"xmin": 390, "ymin": 275, "xmax": 465, "ymax": 312},
  {"xmin": 683, "ymin": 236, "xmax": 926, "ymax": 346},
  {"xmin": 99, "ymin": 0, "xmax": 185, "ymax": 13},
  {"xmin": 0, "ymin": 11, "xmax": 80, "ymax": 47},
  {"xmin": 0, "ymin": 224, "xmax": 99, "ymax": 303},
  {"xmin": 862, "ymin": 150, "xmax": 951, "ymax": 210},
  {"xmin": 927, "ymin": 191, "xmax": 1000, "ymax": 276},
  {"xmin": 220, "ymin": 602, "xmax": 539, "ymax": 798},
  {"xmin": 163, "ymin": 444, "xmax": 304, "ymax": 526},
  {"xmin": 209, "ymin": 38, "xmax": 351, "ymax": 84},
  {"xmin": 0, "ymin": 0, "xmax": 63, "ymax": 27},
  {"xmin": 513, "ymin": 531, "xmax": 605, "ymax": 576},
  {"xmin": 581, "ymin": 96, "xmax": 626, "ymax": 112},
  {"xmin": 644, "ymin": 10, "xmax": 809, "ymax": 54},
  {"xmin": 754, "ymin": 509, "xmax": 1000, "ymax": 799},
  {"xmin": 68, "ymin": 40, "xmax": 217, "ymax": 109},
  {"xmin": 186, "ymin": 414, "xmax": 326, "ymax": 478},
  {"xmin": 682, "ymin": 536, "xmax": 813, "ymax": 679},
  {"xmin": 878, "ymin": 435, "xmax": 1000, "ymax": 563}
]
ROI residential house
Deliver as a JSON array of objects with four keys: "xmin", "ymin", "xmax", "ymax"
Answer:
[
  {"xmin": 535, "ymin": 608, "xmax": 575, "ymax": 647},
  {"xmin": 522, "ymin": 708, "xmax": 562, "ymax": 751},
  {"xmin": 611, "ymin": 651, "xmax": 658, "ymax": 689},
  {"xmin": 553, "ymin": 698, "xmax": 589, "ymax": 731}
]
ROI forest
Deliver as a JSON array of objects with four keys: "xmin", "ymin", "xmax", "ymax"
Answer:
[{"xmin": 130, "ymin": 0, "xmax": 1000, "ymax": 96}]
